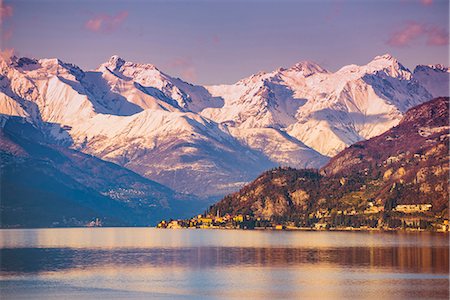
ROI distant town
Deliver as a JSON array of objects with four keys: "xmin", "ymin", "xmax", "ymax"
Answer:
[{"xmin": 157, "ymin": 203, "xmax": 449, "ymax": 232}]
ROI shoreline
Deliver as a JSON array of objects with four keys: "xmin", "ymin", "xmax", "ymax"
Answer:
[
  {"xmin": 157, "ymin": 226, "xmax": 449, "ymax": 233},
  {"xmin": 0, "ymin": 226, "xmax": 448, "ymax": 233}
]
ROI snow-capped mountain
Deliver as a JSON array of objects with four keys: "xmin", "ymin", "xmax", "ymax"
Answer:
[
  {"xmin": 0, "ymin": 54, "xmax": 447, "ymax": 197},
  {"xmin": 209, "ymin": 97, "xmax": 449, "ymax": 220},
  {"xmin": 0, "ymin": 115, "xmax": 205, "ymax": 227},
  {"xmin": 203, "ymin": 54, "xmax": 435, "ymax": 156},
  {"xmin": 413, "ymin": 64, "xmax": 449, "ymax": 99}
]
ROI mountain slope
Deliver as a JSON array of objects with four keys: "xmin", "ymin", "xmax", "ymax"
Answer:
[
  {"xmin": 209, "ymin": 98, "xmax": 449, "ymax": 220},
  {"xmin": 203, "ymin": 54, "xmax": 435, "ymax": 157},
  {"xmin": 413, "ymin": 64, "xmax": 449, "ymax": 98},
  {"xmin": 0, "ymin": 55, "xmax": 326, "ymax": 197},
  {"xmin": 0, "ymin": 116, "xmax": 203, "ymax": 227},
  {"xmin": 0, "ymin": 54, "xmax": 447, "ymax": 197}
]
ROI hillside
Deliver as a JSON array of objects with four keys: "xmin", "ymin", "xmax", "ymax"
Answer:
[
  {"xmin": 209, "ymin": 98, "xmax": 449, "ymax": 225},
  {"xmin": 0, "ymin": 117, "xmax": 203, "ymax": 227}
]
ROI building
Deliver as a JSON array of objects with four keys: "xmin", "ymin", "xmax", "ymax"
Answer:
[
  {"xmin": 394, "ymin": 204, "xmax": 432, "ymax": 213},
  {"xmin": 86, "ymin": 218, "xmax": 102, "ymax": 227},
  {"xmin": 199, "ymin": 217, "xmax": 213, "ymax": 224},
  {"xmin": 314, "ymin": 222, "xmax": 327, "ymax": 230},
  {"xmin": 437, "ymin": 220, "xmax": 449, "ymax": 232},
  {"xmin": 364, "ymin": 203, "xmax": 384, "ymax": 214},
  {"xmin": 233, "ymin": 215, "xmax": 244, "ymax": 222},
  {"xmin": 157, "ymin": 220, "xmax": 167, "ymax": 228},
  {"xmin": 167, "ymin": 220, "xmax": 183, "ymax": 229}
]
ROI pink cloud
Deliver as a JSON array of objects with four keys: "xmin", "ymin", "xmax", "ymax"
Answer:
[
  {"xmin": 84, "ymin": 11, "xmax": 128, "ymax": 33},
  {"xmin": 400, "ymin": 0, "xmax": 433, "ymax": 6},
  {"xmin": 0, "ymin": 48, "xmax": 15, "ymax": 63},
  {"xmin": 387, "ymin": 22, "xmax": 425, "ymax": 47},
  {"xmin": 168, "ymin": 57, "xmax": 198, "ymax": 82},
  {"xmin": 427, "ymin": 26, "xmax": 449, "ymax": 46},
  {"xmin": 1, "ymin": 3, "xmax": 13, "ymax": 25},
  {"xmin": 1, "ymin": 3, "xmax": 13, "ymax": 41},
  {"xmin": 1, "ymin": 3, "xmax": 12, "ymax": 18},
  {"xmin": 387, "ymin": 21, "xmax": 449, "ymax": 47}
]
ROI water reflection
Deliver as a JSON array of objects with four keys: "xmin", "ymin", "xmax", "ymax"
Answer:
[
  {"xmin": 1, "ymin": 228, "xmax": 448, "ymax": 249},
  {"xmin": 0, "ymin": 229, "xmax": 448, "ymax": 299},
  {"xmin": 1, "ymin": 245, "xmax": 448, "ymax": 275}
]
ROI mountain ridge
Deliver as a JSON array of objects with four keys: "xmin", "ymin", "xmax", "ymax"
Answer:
[
  {"xmin": 208, "ymin": 97, "xmax": 449, "ymax": 224},
  {"xmin": 0, "ymin": 116, "xmax": 204, "ymax": 227},
  {"xmin": 0, "ymin": 53, "xmax": 448, "ymax": 197}
]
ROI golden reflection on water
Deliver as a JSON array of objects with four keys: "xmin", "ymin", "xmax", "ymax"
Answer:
[
  {"xmin": 0, "ymin": 229, "xmax": 448, "ymax": 273},
  {"xmin": 0, "ymin": 228, "xmax": 448, "ymax": 299},
  {"xmin": 5, "ymin": 263, "xmax": 447, "ymax": 299},
  {"xmin": 0, "ymin": 228, "xmax": 448, "ymax": 249}
]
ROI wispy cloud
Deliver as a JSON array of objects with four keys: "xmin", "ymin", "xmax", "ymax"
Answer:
[
  {"xmin": 0, "ymin": 3, "xmax": 13, "ymax": 21},
  {"xmin": 387, "ymin": 21, "xmax": 449, "ymax": 47},
  {"xmin": 426, "ymin": 25, "xmax": 449, "ymax": 46},
  {"xmin": 0, "ymin": 48, "xmax": 15, "ymax": 62},
  {"xmin": 84, "ymin": 11, "xmax": 128, "ymax": 33},
  {"xmin": 387, "ymin": 22, "xmax": 425, "ymax": 47},
  {"xmin": 1, "ymin": 2, "xmax": 14, "ymax": 43},
  {"xmin": 400, "ymin": 0, "xmax": 433, "ymax": 6},
  {"xmin": 420, "ymin": 0, "xmax": 433, "ymax": 6},
  {"xmin": 167, "ymin": 57, "xmax": 197, "ymax": 82}
]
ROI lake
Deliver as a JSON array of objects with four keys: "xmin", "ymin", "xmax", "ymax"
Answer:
[{"xmin": 0, "ymin": 228, "xmax": 448, "ymax": 299}]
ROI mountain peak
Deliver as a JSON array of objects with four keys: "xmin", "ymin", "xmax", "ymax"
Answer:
[
  {"xmin": 107, "ymin": 55, "xmax": 126, "ymax": 72},
  {"xmin": 39, "ymin": 57, "xmax": 61, "ymax": 65},
  {"xmin": 368, "ymin": 53, "xmax": 402, "ymax": 68},
  {"xmin": 414, "ymin": 64, "xmax": 450, "ymax": 73},
  {"xmin": 103, "ymin": 55, "xmax": 160, "ymax": 74},
  {"xmin": 373, "ymin": 53, "xmax": 396, "ymax": 61},
  {"xmin": 366, "ymin": 53, "xmax": 411, "ymax": 79},
  {"xmin": 288, "ymin": 61, "xmax": 328, "ymax": 75}
]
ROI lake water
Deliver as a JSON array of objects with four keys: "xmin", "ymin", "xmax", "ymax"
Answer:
[{"xmin": 0, "ymin": 228, "xmax": 448, "ymax": 299}]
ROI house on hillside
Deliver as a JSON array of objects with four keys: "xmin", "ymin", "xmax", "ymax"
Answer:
[{"xmin": 394, "ymin": 204, "xmax": 432, "ymax": 213}]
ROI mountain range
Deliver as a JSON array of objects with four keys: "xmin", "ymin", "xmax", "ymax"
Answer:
[
  {"xmin": 0, "ymin": 116, "xmax": 203, "ymax": 227},
  {"xmin": 209, "ymin": 97, "xmax": 449, "ymax": 222},
  {"xmin": 0, "ymin": 53, "xmax": 448, "ymax": 207}
]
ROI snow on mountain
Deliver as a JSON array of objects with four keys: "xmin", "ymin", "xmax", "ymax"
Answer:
[
  {"xmin": 0, "ymin": 116, "xmax": 205, "ymax": 227},
  {"xmin": 413, "ymin": 64, "xmax": 450, "ymax": 98},
  {"xmin": 203, "ymin": 71, "xmax": 301, "ymax": 129},
  {"xmin": 0, "ymin": 53, "xmax": 447, "ymax": 197},
  {"xmin": 201, "ymin": 65, "xmax": 328, "ymax": 167},
  {"xmin": 0, "ymin": 55, "xmax": 277, "ymax": 197},
  {"xmin": 227, "ymin": 127, "xmax": 328, "ymax": 168},
  {"xmin": 202, "ymin": 54, "xmax": 436, "ymax": 157},
  {"xmin": 285, "ymin": 55, "xmax": 436, "ymax": 156},
  {"xmin": 97, "ymin": 55, "xmax": 223, "ymax": 113},
  {"xmin": 67, "ymin": 108, "xmax": 276, "ymax": 196},
  {"xmin": 0, "ymin": 93, "xmax": 28, "ymax": 118}
]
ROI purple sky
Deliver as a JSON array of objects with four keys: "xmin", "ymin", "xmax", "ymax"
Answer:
[{"xmin": 1, "ymin": 0, "xmax": 449, "ymax": 84}]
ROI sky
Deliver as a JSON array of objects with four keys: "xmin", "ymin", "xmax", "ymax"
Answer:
[{"xmin": 0, "ymin": 0, "xmax": 448, "ymax": 85}]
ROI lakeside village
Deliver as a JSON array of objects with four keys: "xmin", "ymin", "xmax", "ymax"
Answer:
[{"xmin": 157, "ymin": 203, "xmax": 449, "ymax": 232}]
